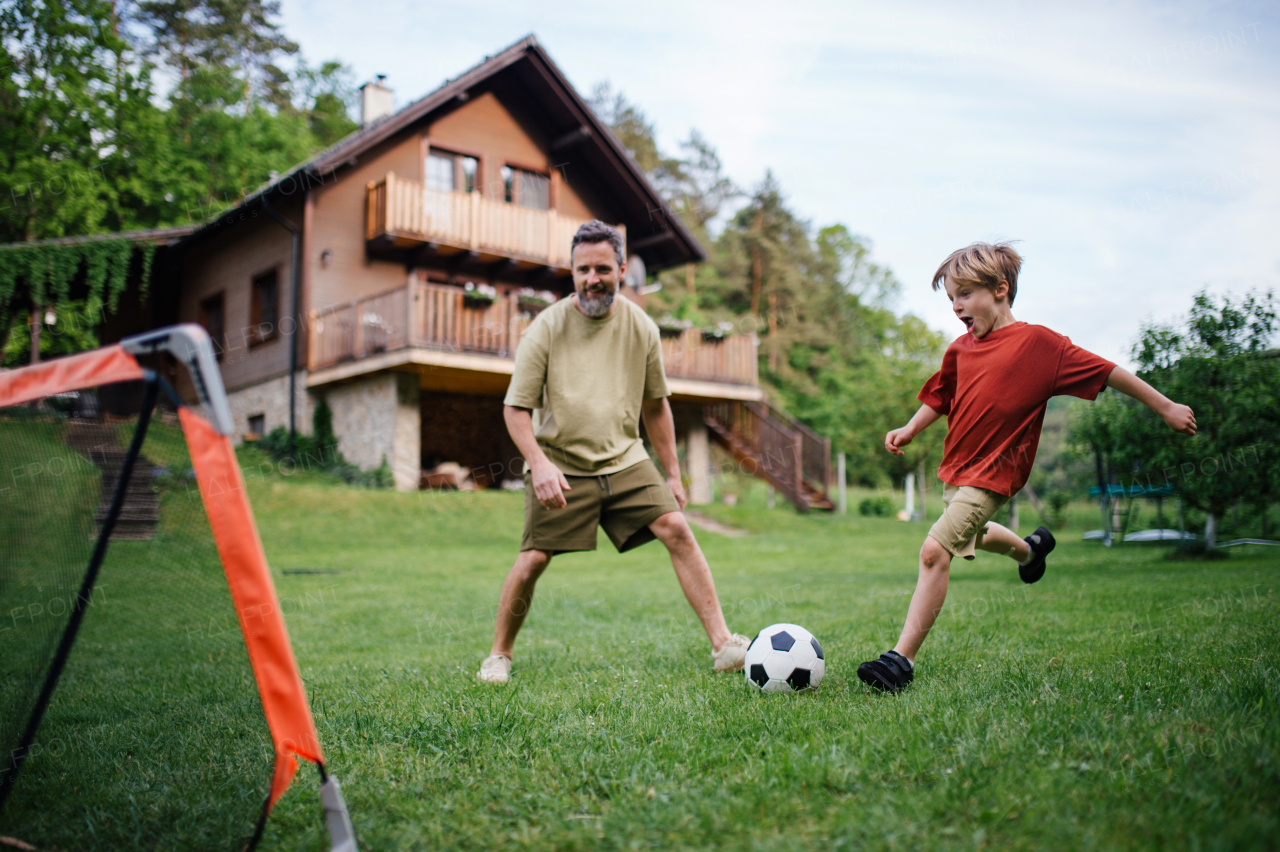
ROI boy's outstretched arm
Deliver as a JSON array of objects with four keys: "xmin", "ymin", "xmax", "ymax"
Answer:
[
  {"xmin": 885, "ymin": 403, "xmax": 942, "ymax": 456},
  {"xmin": 1104, "ymin": 367, "xmax": 1197, "ymax": 435}
]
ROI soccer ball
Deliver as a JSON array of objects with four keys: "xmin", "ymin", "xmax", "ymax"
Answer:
[{"xmin": 744, "ymin": 623, "xmax": 825, "ymax": 693}]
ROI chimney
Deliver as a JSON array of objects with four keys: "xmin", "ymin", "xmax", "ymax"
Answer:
[{"xmin": 360, "ymin": 75, "xmax": 394, "ymax": 126}]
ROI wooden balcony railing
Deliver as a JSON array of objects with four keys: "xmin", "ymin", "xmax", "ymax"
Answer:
[
  {"xmin": 660, "ymin": 329, "xmax": 758, "ymax": 387},
  {"xmin": 367, "ymin": 173, "xmax": 597, "ymax": 269},
  {"xmin": 308, "ymin": 281, "xmax": 759, "ymax": 389},
  {"xmin": 310, "ymin": 281, "xmax": 531, "ymax": 369}
]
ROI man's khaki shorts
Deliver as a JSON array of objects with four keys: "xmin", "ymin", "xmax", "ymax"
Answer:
[
  {"xmin": 521, "ymin": 459, "xmax": 681, "ymax": 554},
  {"xmin": 927, "ymin": 484, "xmax": 1010, "ymax": 560}
]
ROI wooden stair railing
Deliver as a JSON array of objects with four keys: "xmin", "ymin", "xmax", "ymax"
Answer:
[{"xmin": 704, "ymin": 400, "xmax": 832, "ymax": 512}]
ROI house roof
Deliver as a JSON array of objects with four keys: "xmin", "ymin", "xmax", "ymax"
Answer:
[
  {"xmin": 0, "ymin": 225, "xmax": 196, "ymax": 250},
  {"xmin": 178, "ymin": 35, "xmax": 703, "ymax": 271}
]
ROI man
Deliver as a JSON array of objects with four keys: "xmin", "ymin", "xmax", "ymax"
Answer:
[{"xmin": 476, "ymin": 220, "xmax": 750, "ymax": 683}]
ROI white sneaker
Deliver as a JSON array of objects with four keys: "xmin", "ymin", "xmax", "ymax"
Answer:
[
  {"xmin": 712, "ymin": 634, "xmax": 751, "ymax": 673},
  {"xmin": 477, "ymin": 654, "xmax": 512, "ymax": 684}
]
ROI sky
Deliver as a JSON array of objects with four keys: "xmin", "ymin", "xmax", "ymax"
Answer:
[{"xmin": 278, "ymin": 0, "xmax": 1280, "ymax": 367}]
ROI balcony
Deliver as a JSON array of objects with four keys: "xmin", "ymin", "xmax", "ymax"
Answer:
[
  {"xmin": 307, "ymin": 280, "xmax": 759, "ymax": 394},
  {"xmin": 366, "ymin": 173, "xmax": 598, "ymax": 270}
]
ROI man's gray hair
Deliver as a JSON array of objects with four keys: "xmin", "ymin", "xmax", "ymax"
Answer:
[{"xmin": 570, "ymin": 220, "xmax": 625, "ymax": 266}]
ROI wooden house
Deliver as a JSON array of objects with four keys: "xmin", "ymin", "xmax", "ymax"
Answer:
[{"xmin": 92, "ymin": 36, "xmax": 831, "ymax": 509}]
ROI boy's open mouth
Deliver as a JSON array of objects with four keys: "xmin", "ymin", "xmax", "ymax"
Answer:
[{"xmin": 960, "ymin": 316, "xmax": 974, "ymax": 330}]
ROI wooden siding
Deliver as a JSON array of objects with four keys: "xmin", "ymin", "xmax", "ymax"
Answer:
[
  {"xmin": 180, "ymin": 209, "xmax": 297, "ymax": 392},
  {"xmin": 308, "ymin": 132, "xmax": 422, "ymax": 315},
  {"xmin": 427, "ymin": 91, "xmax": 594, "ymax": 219},
  {"xmin": 308, "ymin": 91, "xmax": 603, "ymax": 328}
]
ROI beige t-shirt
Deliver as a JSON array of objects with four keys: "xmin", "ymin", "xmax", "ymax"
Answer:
[{"xmin": 503, "ymin": 295, "xmax": 670, "ymax": 476}]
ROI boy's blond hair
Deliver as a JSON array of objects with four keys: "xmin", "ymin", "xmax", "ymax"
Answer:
[{"xmin": 931, "ymin": 242, "xmax": 1023, "ymax": 305}]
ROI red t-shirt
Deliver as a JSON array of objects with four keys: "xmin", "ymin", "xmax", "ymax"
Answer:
[{"xmin": 918, "ymin": 322, "xmax": 1116, "ymax": 496}]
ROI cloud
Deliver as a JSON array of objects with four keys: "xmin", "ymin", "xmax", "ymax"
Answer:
[{"xmin": 280, "ymin": 0, "xmax": 1280, "ymax": 365}]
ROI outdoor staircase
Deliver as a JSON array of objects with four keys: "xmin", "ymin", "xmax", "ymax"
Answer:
[
  {"xmin": 63, "ymin": 420, "xmax": 159, "ymax": 541},
  {"xmin": 704, "ymin": 400, "xmax": 833, "ymax": 512}
]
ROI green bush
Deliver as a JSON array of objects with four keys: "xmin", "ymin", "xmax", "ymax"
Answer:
[
  {"xmin": 256, "ymin": 399, "xmax": 392, "ymax": 489},
  {"xmin": 858, "ymin": 496, "xmax": 896, "ymax": 517},
  {"xmin": 1046, "ymin": 491, "xmax": 1071, "ymax": 529}
]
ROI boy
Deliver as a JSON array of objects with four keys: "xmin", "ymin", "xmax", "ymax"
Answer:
[{"xmin": 856, "ymin": 242, "xmax": 1196, "ymax": 694}]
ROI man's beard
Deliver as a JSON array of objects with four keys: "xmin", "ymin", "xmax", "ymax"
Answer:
[{"xmin": 578, "ymin": 287, "xmax": 616, "ymax": 318}]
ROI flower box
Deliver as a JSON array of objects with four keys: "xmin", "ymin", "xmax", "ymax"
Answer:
[
  {"xmin": 463, "ymin": 281, "xmax": 497, "ymax": 308},
  {"xmin": 657, "ymin": 316, "xmax": 693, "ymax": 338},
  {"xmin": 517, "ymin": 287, "xmax": 557, "ymax": 313}
]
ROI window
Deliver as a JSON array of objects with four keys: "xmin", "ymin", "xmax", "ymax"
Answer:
[
  {"xmin": 198, "ymin": 292, "xmax": 225, "ymax": 359},
  {"xmin": 426, "ymin": 151, "xmax": 477, "ymax": 193},
  {"xmin": 247, "ymin": 414, "xmax": 265, "ymax": 437},
  {"xmin": 250, "ymin": 269, "xmax": 279, "ymax": 344},
  {"xmin": 502, "ymin": 166, "xmax": 550, "ymax": 210}
]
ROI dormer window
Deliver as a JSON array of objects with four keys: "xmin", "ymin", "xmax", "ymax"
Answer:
[
  {"xmin": 427, "ymin": 150, "xmax": 477, "ymax": 193},
  {"xmin": 502, "ymin": 166, "xmax": 549, "ymax": 210}
]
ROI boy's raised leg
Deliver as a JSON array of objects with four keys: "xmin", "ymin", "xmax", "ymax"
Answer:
[
  {"xmin": 975, "ymin": 522, "xmax": 1029, "ymax": 561},
  {"xmin": 976, "ymin": 521, "xmax": 1055, "ymax": 583}
]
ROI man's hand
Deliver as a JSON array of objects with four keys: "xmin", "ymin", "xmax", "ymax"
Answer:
[
  {"xmin": 1162, "ymin": 402, "xmax": 1197, "ymax": 436},
  {"xmin": 666, "ymin": 474, "xmax": 687, "ymax": 511},
  {"xmin": 530, "ymin": 461, "xmax": 571, "ymax": 509},
  {"xmin": 885, "ymin": 425, "xmax": 914, "ymax": 456}
]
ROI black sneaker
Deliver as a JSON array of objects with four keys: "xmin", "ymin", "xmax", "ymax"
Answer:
[
  {"xmin": 857, "ymin": 650, "xmax": 914, "ymax": 693},
  {"xmin": 1020, "ymin": 526, "xmax": 1056, "ymax": 584}
]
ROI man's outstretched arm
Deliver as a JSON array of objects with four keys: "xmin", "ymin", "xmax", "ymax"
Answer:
[
  {"xmin": 885, "ymin": 403, "xmax": 943, "ymax": 456},
  {"xmin": 641, "ymin": 396, "xmax": 687, "ymax": 509},
  {"xmin": 1104, "ymin": 367, "xmax": 1197, "ymax": 435},
  {"xmin": 504, "ymin": 405, "xmax": 572, "ymax": 509}
]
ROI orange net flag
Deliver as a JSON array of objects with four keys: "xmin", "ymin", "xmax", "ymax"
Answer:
[
  {"xmin": 180, "ymin": 406, "xmax": 324, "ymax": 805},
  {"xmin": 0, "ymin": 327, "xmax": 354, "ymax": 850},
  {"xmin": 0, "ymin": 344, "xmax": 145, "ymax": 408}
]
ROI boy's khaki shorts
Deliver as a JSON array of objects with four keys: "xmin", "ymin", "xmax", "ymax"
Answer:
[
  {"xmin": 927, "ymin": 484, "xmax": 1009, "ymax": 560},
  {"xmin": 521, "ymin": 459, "xmax": 681, "ymax": 554}
]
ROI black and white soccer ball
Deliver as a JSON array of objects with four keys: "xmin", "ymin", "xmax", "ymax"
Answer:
[{"xmin": 744, "ymin": 623, "xmax": 825, "ymax": 693}]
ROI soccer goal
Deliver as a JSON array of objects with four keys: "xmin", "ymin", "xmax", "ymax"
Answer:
[{"xmin": 0, "ymin": 325, "xmax": 355, "ymax": 851}]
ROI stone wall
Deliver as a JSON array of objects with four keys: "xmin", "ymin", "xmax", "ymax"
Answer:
[
  {"xmin": 325, "ymin": 371, "xmax": 421, "ymax": 491},
  {"xmin": 224, "ymin": 370, "xmax": 314, "ymax": 442}
]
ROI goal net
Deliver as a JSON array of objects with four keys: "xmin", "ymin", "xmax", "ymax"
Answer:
[{"xmin": 0, "ymin": 326, "xmax": 354, "ymax": 851}]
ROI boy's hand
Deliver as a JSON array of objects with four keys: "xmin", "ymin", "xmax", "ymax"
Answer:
[
  {"xmin": 885, "ymin": 426, "xmax": 913, "ymax": 456},
  {"xmin": 1162, "ymin": 402, "xmax": 1197, "ymax": 436}
]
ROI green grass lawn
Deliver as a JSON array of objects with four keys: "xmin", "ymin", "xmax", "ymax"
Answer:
[
  {"xmin": 231, "ymin": 468, "xmax": 1280, "ymax": 851},
  {"xmin": 4, "ymin": 446, "xmax": 1278, "ymax": 850},
  {"xmin": 1, "ymin": 419, "xmax": 274, "ymax": 849}
]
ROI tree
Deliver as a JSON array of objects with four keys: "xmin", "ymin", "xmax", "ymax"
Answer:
[
  {"xmin": 0, "ymin": 0, "xmax": 142, "ymax": 242},
  {"xmin": 1069, "ymin": 290, "xmax": 1279, "ymax": 549},
  {"xmin": 295, "ymin": 58, "xmax": 359, "ymax": 146},
  {"xmin": 132, "ymin": 0, "xmax": 298, "ymax": 92},
  {"xmin": 0, "ymin": 0, "xmax": 363, "ymax": 368},
  {"xmin": 3, "ymin": 297, "xmax": 103, "ymax": 366}
]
